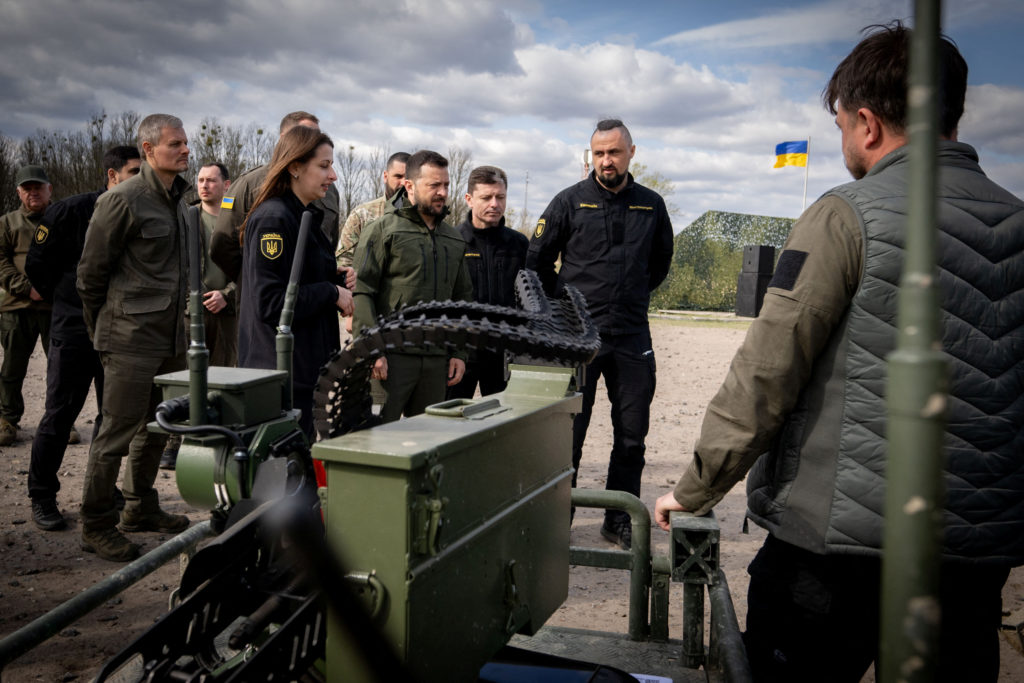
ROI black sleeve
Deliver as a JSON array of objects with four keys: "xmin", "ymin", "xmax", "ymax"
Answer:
[
  {"xmin": 26, "ymin": 200, "xmax": 71, "ymax": 300},
  {"xmin": 648, "ymin": 198, "xmax": 674, "ymax": 292},
  {"xmin": 526, "ymin": 192, "xmax": 571, "ymax": 296}
]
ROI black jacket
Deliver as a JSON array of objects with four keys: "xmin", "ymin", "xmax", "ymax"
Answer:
[
  {"xmin": 237, "ymin": 191, "xmax": 342, "ymax": 393},
  {"xmin": 26, "ymin": 189, "xmax": 104, "ymax": 344},
  {"xmin": 526, "ymin": 172, "xmax": 673, "ymax": 335},
  {"xmin": 457, "ymin": 215, "xmax": 528, "ymax": 309}
]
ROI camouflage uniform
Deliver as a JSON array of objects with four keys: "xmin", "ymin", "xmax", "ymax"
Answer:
[{"xmin": 336, "ymin": 194, "xmax": 390, "ymax": 268}]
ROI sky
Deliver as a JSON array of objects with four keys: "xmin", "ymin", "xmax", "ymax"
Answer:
[{"xmin": 2, "ymin": 0, "xmax": 1023, "ymax": 230}]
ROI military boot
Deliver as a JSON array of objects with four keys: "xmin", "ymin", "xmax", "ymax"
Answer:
[
  {"xmin": 68, "ymin": 425, "xmax": 81, "ymax": 445},
  {"xmin": 32, "ymin": 499, "xmax": 67, "ymax": 531},
  {"xmin": 0, "ymin": 419, "xmax": 17, "ymax": 446},
  {"xmin": 119, "ymin": 508, "xmax": 190, "ymax": 534},
  {"xmin": 82, "ymin": 527, "xmax": 140, "ymax": 562}
]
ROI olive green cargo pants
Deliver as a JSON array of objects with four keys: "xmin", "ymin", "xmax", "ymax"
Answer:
[
  {"xmin": 0, "ymin": 308, "xmax": 51, "ymax": 424},
  {"xmin": 80, "ymin": 351, "xmax": 185, "ymax": 533}
]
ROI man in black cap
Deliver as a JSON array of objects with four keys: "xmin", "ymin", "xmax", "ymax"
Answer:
[{"xmin": 0, "ymin": 164, "xmax": 54, "ymax": 446}]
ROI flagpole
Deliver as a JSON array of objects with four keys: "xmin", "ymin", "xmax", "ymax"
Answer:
[{"xmin": 802, "ymin": 136, "xmax": 811, "ymax": 211}]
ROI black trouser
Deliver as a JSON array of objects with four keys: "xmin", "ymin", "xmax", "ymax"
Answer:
[
  {"xmin": 27, "ymin": 338, "xmax": 103, "ymax": 501},
  {"xmin": 447, "ymin": 350, "xmax": 507, "ymax": 400},
  {"xmin": 572, "ymin": 331, "xmax": 656, "ymax": 527},
  {"xmin": 744, "ymin": 534, "xmax": 1010, "ymax": 683}
]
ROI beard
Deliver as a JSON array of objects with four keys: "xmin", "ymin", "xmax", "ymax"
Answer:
[
  {"xmin": 414, "ymin": 196, "xmax": 447, "ymax": 218},
  {"xmin": 597, "ymin": 169, "xmax": 627, "ymax": 190},
  {"xmin": 384, "ymin": 183, "xmax": 400, "ymax": 200}
]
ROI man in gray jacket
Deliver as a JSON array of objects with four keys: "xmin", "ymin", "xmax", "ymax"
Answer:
[
  {"xmin": 77, "ymin": 114, "xmax": 192, "ymax": 562},
  {"xmin": 655, "ymin": 23, "xmax": 1024, "ymax": 681}
]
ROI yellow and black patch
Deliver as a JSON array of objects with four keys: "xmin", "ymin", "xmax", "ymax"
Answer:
[
  {"xmin": 578, "ymin": 202, "xmax": 599, "ymax": 209},
  {"xmin": 34, "ymin": 224, "xmax": 49, "ymax": 244},
  {"xmin": 260, "ymin": 233, "xmax": 284, "ymax": 260},
  {"xmin": 629, "ymin": 205, "xmax": 654, "ymax": 211},
  {"xmin": 533, "ymin": 218, "xmax": 546, "ymax": 239}
]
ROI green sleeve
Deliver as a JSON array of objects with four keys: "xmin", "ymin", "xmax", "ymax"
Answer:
[
  {"xmin": 0, "ymin": 213, "xmax": 29, "ymax": 296},
  {"xmin": 352, "ymin": 219, "xmax": 385, "ymax": 335},
  {"xmin": 673, "ymin": 196, "xmax": 863, "ymax": 514},
  {"xmin": 76, "ymin": 193, "xmax": 132, "ymax": 337}
]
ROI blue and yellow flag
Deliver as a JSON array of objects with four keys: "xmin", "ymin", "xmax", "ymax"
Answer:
[{"xmin": 774, "ymin": 140, "xmax": 808, "ymax": 168}]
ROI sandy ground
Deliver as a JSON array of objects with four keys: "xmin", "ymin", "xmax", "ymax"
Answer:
[{"xmin": 0, "ymin": 317, "xmax": 1022, "ymax": 681}]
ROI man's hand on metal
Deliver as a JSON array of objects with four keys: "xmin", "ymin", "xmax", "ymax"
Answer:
[{"xmin": 654, "ymin": 491, "xmax": 688, "ymax": 531}]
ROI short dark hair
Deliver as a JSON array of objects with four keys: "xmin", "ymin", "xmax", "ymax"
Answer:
[
  {"xmin": 593, "ymin": 118, "xmax": 632, "ymax": 147},
  {"xmin": 279, "ymin": 110, "xmax": 319, "ymax": 134},
  {"xmin": 467, "ymin": 165, "xmax": 508, "ymax": 195},
  {"xmin": 406, "ymin": 150, "xmax": 448, "ymax": 181},
  {"xmin": 386, "ymin": 151, "xmax": 410, "ymax": 170},
  {"xmin": 103, "ymin": 145, "xmax": 140, "ymax": 173},
  {"xmin": 823, "ymin": 21, "xmax": 968, "ymax": 137},
  {"xmin": 199, "ymin": 161, "xmax": 230, "ymax": 181}
]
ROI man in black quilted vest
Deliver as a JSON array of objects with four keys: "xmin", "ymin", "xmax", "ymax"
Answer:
[{"xmin": 655, "ymin": 22, "xmax": 1024, "ymax": 682}]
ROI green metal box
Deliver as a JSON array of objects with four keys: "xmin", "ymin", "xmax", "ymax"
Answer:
[
  {"xmin": 312, "ymin": 365, "xmax": 580, "ymax": 682},
  {"xmin": 154, "ymin": 367, "xmax": 286, "ymax": 428}
]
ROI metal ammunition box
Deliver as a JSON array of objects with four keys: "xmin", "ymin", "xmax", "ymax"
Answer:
[
  {"xmin": 312, "ymin": 365, "xmax": 580, "ymax": 682},
  {"xmin": 154, "ymin": 367, "xmax": 287, "ymax": 427}
]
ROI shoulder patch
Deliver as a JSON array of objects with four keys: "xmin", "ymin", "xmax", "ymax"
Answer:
[
  {"xmin": 533, "ymin": 218, "xmax": 546, "ymax": 239},
  {"xmin": 578, "ymin": 203, "xmax": 599, "ymax": 209},
  {"xmin": 628, "ymin": 205, "xmax": 654, "ymax": 211},
  {"xmin": 221, "ymin": 196, "xmax": 235, "ymax": 210},
  {"xmin": 465, "ymin": 252, "xmax": 481, "ymax": 258},
  {"xmin": 34, "ymin": 224, "xmax": 49, "ymax": 244},
  {"xmin": 260, "ymin": 232, "xmax": 284, "ymax": 260},
  {"xmin": 768, "ymin": 250, "xmax": 808, "ymax": 291}
]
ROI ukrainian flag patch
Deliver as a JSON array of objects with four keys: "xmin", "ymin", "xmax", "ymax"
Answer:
[{"xmin": 221, "ymin": 196, "xmax": 235, "ymax": 210}]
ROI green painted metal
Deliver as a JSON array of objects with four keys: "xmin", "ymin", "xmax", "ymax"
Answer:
[
  {"xmin": 0, "ymin": 522, "xmax": 215, "ymax": 673},
  {"xmin": 650, "ymin": 555, "xmax": 672, "ymax": 643},
  {"xmin": 312, "ymin": 366, "xmax": 580, "ymax": 682},
  {"xmin": 880, "ymin": 2, "xmax": 947, "ymax": 682},
  {"xmin": 184, "ymin": 205, "xmax": 209, "ymax": 427},
  {"xmin": 569, "ymin": 488, "xmax": 652, "ymax": 641},
  {"xmin": 708, "ymin": 569, "xmax": 752, "ymax": 680}
]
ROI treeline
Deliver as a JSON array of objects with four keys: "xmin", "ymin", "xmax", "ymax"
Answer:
[{"xmin": 0, "ymin": 111, "xmax": 494, "ymax": 229}]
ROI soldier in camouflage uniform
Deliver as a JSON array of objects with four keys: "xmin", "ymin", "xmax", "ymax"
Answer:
[{"xmin": 336, "ymin": 151, "xmax": 409, "ymax": 268}]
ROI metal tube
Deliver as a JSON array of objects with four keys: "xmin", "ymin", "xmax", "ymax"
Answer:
[
  {"xmin": 880, "ymin": 3, "xmax": 947, "ymax": 682},
  {"xmin": 682, "ymin": 583, "xmax": 704, "ymax": 669},
  {"xmin": 708, "ymin": 569, "xmax": 752, "ymax": 682},
  {"xmin": 186, "ymin": 205, "xmax": 209, "ymax": 426},
  {"xmin": 570, "ymin": 488, "xmax": 651, "ymax": 640},
  {"xmin": 0, "ymin": 521, "xmax": 215, "ymax": 672},
  {"xmin": 276, "ymin": 210, "xmax": 313, "ymax": 411}
]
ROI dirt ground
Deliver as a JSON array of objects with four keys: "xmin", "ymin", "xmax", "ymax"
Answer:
[{"xmin": 1, "ymin": 317, "xmax": 1022, "ymax": 681}]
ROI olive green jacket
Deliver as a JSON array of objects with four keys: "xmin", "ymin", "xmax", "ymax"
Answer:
[
  {"xmin": 0, "ymin": 206, "xmax": 52, "ymax": 312},
  {"xmin": 353, "ymin": 203, "xmax": 472, "ymax": 358},
  {"xmin": 76, "ymin": 161, "xmax": 190, "ymax": 355}
]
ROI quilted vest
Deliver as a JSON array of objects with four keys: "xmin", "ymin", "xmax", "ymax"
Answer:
[{"xmin": 746, "ymin": 142, "xmax": 1024, "ymax": 564}]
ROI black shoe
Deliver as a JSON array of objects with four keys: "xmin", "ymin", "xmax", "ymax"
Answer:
[
  {"xmin": 600, "ymin": 520, "xmax": 632, "ymax": 550},
  {"xmin": 159, "ymin": 445, "xmax": 178, "ymax": 470},
  {"xmin": 32, "ymin": 499, "xmax": 67, "ymax": 531}
]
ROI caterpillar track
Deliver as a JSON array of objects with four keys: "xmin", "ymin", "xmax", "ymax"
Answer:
[{"xmin": 313, "ymin": 269, "xmax": 601, "ymax": 439}]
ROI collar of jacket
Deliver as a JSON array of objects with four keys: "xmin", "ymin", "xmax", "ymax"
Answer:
[
  {"xmin": 459, "ymin": 212, "xmax": 507, "ymax": 233},
  {"xmin": 139, "ymin": 160, "xmax": 192, "ymax": 205},
  {"xmin": 281, "ymin": 188, "xmax": 326, "ymax": 224}
]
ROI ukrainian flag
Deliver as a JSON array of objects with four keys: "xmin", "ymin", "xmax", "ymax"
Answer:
[{"xmin": 774, "ymin": 140, "xmax": 808, "ymax": 168}]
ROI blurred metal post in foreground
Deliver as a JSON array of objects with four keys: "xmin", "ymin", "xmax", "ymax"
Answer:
[{"xmin": 880, "ymin": 1, "xmax": 948, "ymax": 682}]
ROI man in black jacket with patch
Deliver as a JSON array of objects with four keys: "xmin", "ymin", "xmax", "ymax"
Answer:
[
  {"xmin": 527, "ymin": 119, "xmax": 673, "ymax": 549},
  {"xmin": 448, "ymin": 166, "xmax": 527, "ymax": 399},
  {"xmin": 24, "ymin": 145, "xmax": 140, "ymax": 531}
]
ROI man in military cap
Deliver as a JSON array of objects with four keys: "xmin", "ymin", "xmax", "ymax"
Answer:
[{"xmin": 0, "ymin": 164, "xmax": 54, "ymax": 446}]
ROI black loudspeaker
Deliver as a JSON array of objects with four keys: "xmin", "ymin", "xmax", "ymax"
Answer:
[
  {"xmin": 742, "ymin": 245, "xmax": 776, "ymax": 274},
  {"xmin": 736, "ymin": 272, "xmax": 772, "ymax": 318}
]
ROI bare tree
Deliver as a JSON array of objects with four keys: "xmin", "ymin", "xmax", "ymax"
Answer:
[
  {"xmin": 0, "ymin": 132, "xmax": 19, "ymax": 214},
  {"xmin": 445, "ymin": 145, "xmax": 473, "ymax": 226},
  {"xmin": 363, "ymin": 145, "xmax": 390, "ymax": 200},
  {"xmin": 335, "ymin": 144, "xmax": 367, "ymax": 220},
  {"xmin": 239, "ymin": 122, "xmax": 272, "ymax": 173}
]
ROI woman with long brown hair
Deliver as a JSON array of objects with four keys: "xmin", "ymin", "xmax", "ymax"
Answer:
[{"xmin": 237, "ymin": 126, "xmax": 354, "ymax": 437}]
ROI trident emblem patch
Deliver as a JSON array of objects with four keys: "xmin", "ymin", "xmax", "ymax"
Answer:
[{"xmin": 260, "ymin": 233, "xmax": 284, "ymax": 260}]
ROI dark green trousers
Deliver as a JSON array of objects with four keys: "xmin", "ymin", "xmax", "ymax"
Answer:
[
  {"xmin": 0, "ymin": 308, "xmax": 51, "ymax": 424},
  {"xmin": 80, "ymin": 351, "xmax": 185, "ymax": 532},
  {"xmin": 380, "ymin": 353, "xmax": 448, "ymax": 423}
]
